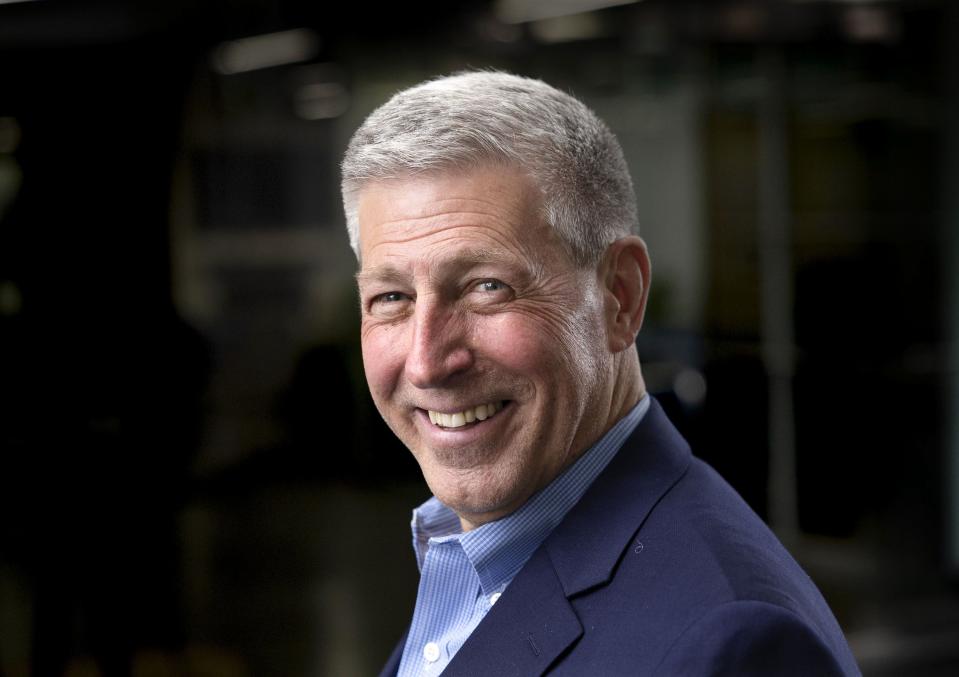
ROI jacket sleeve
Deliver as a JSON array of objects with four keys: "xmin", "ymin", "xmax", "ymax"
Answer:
[{"xmin": 654, "ymin": 600, "xmax": 860, "ymax": 676}]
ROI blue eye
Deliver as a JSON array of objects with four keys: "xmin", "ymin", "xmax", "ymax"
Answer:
[
  {"xmin": 477, "ymin": 280, "xmax": 505, "ymax": 292},
  {"xmin": 368, "ymin": 291, "xmax": 411, "ymax": 316}
]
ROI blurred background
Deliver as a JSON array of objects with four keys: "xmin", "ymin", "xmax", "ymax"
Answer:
[{"xmin": 0, "ymin": 0, "xmax": 957, "ymax": 674}]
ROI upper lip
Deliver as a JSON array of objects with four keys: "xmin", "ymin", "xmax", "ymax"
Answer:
[{"xmin": 417, "ymin": 400, "xmax": 506, "ymax": 414}]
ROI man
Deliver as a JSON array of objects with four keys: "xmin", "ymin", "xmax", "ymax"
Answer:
[{"xmin": 341, "ymin": 71, "xmax": 859, "ymax": 676}]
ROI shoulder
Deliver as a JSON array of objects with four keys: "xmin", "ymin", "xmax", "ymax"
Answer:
[
  {"xmin": 654, "ymin": 600, "xmax": 858, "ymax": 676},
  {"xmin": 555, "ymin": 455, "xmax": 859, "ymax": 674},
  {"xmin": 535, "ymin": 402, "xmax": 859, "ymax": 674}
]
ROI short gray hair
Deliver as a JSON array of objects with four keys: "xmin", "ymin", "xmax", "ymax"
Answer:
[{"xmin": 340, "ymin": 71, "xmax": 638, "ymax": 266}]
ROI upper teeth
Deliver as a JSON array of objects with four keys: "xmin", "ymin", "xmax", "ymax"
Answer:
[{"xmin": 428, "ymin": 402, "xmax": 503, "ymax": 428}]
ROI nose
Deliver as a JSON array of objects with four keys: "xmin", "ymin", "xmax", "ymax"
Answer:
[{"xmin": 405, "ymin": 299, "xmax": 473, "ymax": 389}]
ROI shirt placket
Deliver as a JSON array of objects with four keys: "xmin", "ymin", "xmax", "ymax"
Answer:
[{"xmin": 398, "ymin": 539, "xmax": 478, "ymax": 677}]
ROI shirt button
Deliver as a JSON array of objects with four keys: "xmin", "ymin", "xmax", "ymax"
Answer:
[
  {"xmin": 490, "ymin": 592, "xmax": 502, "ymax": 605},
  {"xmin": 423, "ymin": 642, "xmax": 440, "ymax": 662}
]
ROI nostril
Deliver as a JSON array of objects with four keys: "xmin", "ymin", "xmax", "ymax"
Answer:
[{"xmin": 406, "ymin": 346, "xmax": 473, "ymax": 388}]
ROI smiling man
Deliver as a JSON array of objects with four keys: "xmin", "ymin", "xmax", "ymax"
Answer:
[{"xmin": 342, "ymin": 72, "xmax": 859, "ymax": 676}]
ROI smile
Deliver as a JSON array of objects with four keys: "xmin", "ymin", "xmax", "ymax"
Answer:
[{"xmin": 427, "ymin": 401, "xmax": 505, "ymax": 428}]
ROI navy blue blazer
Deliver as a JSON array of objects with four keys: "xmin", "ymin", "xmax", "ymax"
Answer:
[{"xmin": 380, "ymin": 399, "xmax": 860, "ymax": 676}]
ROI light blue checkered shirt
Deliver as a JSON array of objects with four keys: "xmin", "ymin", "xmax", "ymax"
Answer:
[{"xmin": 396, "ymin": 395, "xmax": 650, "ymax": 676}]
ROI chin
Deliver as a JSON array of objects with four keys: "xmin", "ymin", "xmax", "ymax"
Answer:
[{"xmin": 425, "ymin": 467, "xmax": 526, "ymax": 525}]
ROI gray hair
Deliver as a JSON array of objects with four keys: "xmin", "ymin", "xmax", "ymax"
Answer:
[{"xmin": 340, "ymin": 71, "xmax": 638, "ymax": 266}]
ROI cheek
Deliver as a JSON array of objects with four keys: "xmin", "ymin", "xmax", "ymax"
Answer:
[
  {"xmin": 361, "ymin": 325, "xmax": 406, "ymax": 399},
  {"xmin": 479, "ymin": 314, "xmax": 572, "ymax": 376},
  {"xmin": 488, "ymin": 291, "xmax": 604, "ymax": 374}
]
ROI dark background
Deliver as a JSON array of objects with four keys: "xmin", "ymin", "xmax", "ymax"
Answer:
[{"xmin": 1, "ymin": 0, "xmax": 957, "ymax": 675}]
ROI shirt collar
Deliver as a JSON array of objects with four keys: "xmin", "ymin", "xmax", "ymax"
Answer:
[{"xmin": 410, "ymin": 394, "xmax": 651, "ymax": 595}]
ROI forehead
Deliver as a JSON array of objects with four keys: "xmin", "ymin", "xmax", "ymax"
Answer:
[{"xmin": 355, "ymin": 166, "xmax": 559, "ymax": 275}]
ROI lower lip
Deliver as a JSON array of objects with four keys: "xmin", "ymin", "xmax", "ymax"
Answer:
[{"xmin": 416, "ymin": 402, "xmax": 514, "ymax": 443}]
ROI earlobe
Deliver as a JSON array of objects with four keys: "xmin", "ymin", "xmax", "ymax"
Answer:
[{"xmin": 602, "ymin": 236, "xmax": 651, "ymax": 353}]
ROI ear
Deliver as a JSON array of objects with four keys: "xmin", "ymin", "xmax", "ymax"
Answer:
[{"xmin": 599, "ymin": 236, "xmax": 651, "ymax": 353}]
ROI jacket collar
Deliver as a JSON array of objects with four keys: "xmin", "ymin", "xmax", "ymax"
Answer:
[{"xmin": 545, "ymin": 397, "xmax": 691, "ymax": 596}]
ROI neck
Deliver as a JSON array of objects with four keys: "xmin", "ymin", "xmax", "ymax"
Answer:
[{"xmin": 607, "ymin": 349, "xmax": 646, "ymax": 428}]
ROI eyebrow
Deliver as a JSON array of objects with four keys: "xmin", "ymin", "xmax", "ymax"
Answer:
[
  {"xmin": 355, "ymin": 247, "xmax": 518, "ymax": 286},
  {"xmin": 355, "ymin": 265, "xmax": 405, "ymax": 287}
]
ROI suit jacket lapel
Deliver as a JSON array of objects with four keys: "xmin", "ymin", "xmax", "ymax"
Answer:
[
  {"xmin": 546, "ymin": 399, "xmax": 692, "ymax": 596},
  {"xmin": 442, "ymin": 547, "xmax": 582, "ymax": 676}
]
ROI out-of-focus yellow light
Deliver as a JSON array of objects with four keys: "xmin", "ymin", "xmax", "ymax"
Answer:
[
  {"xmin": 0, "ymin": 280, "xmax": 23, "ymax": 317},
  {"xmin": 495, "ymin": 0, "xmax": 640, "ymax": 25},
  {"xmin": 212, "ymin": 28, "xmax": 320, "ymax": 75},
  {"xmin": 841, "ymin": 5, "xmax": 900, "ymax": 43},
  {"xmin": 0, "ymin": 117, "xmax": 20, "ymax": 154},
  {"xmin": 529, "ymin": 12, "xmax": 606, "ymax": 43},
  {"xmin": 674, "ymin": 368, "xmax": 707, "ymax": 408},
  {"xmin": 293, "ymin": 82, "xmax": 350, "ymax": 120}
]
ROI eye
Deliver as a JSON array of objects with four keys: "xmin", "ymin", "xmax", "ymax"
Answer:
[
  {"xmin": 376, "ymin": 291, "xmax": 408, "ymax": 303},
  {"xmin": 368, "ymin": 291, "xmax": 412, "ymax": 317},
  {"xmin": 476, "ymin": 279, "xmax": 506, "ymax": 293},
  {"xmin": 470, "ymin": 279, "xmax": 512, "ymax": 304}
]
